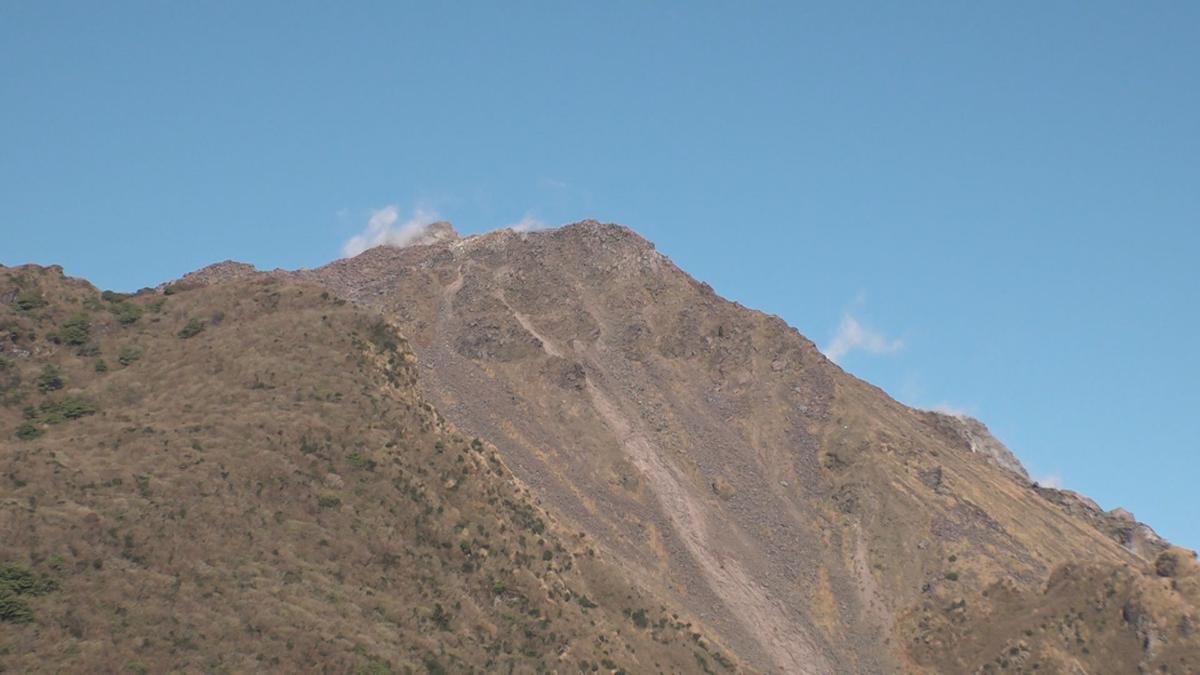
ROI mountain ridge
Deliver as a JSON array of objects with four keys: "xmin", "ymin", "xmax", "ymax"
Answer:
[
  {"xmin": 291, "ymin": 220, "xmax": 1187, "ymax": 672},
  {"xmin": 172, "ymin": 220, "xmax": 1170, "ymax": 559},
  {"xmin": 5, "ymin": 220, "xmax": 1195, "ymax": 673}
]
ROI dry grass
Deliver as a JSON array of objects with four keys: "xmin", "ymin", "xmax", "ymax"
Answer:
[{"xmin": 0, "ymin": 265, "xmax": 737, "ymax": 673}]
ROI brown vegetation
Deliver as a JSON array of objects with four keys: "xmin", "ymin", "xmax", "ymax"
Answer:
[{"xmin": 0, "ymin": 265, "xmax": 736, "ymax": 673}]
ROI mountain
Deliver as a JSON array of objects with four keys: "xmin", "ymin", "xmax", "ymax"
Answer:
[{"xmin": 2, "ymin": 221, "xmax": 1197, "ymax": 673}]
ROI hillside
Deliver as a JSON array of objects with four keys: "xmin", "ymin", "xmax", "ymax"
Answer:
[
  {"xmin": 294, "ymin": 221, "xmax": 1198, "ymax": 673},
  {"xmin": 3, "ymin": 220, "xmax": 1197, "ymax": 674},
  {"xmin": 0, "ymin": 264, "xmax": 738, "ymax": 673}
]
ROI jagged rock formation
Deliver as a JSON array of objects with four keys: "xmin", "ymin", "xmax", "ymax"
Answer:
[{"xmin": 928, "ymin": 412, "xmax": 1029, "ymax": 479}]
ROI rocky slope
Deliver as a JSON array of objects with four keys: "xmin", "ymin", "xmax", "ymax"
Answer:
[
  {"xmin": 292, "ymin": 221, "xmax": 1193, "ymax": 673},
  {"xmin": 903, "ymin": 546, "xmax": 1199, "ymax": 673}
]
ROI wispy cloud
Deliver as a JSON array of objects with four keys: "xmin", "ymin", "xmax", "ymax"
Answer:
[
  {"xmin": 538, "ymin": 177, "xmax": 568, "ymax": 190},
  {"xmin": 341, "ymin": 205, "xmax": 440, "ymax": 257},
  {"xmin": 823, "ymin": 314, "xmax": 903, "ymax": 363},
  {"xmin": 507, "ymin": 213, "xmax": 544, "ymax": 232}
]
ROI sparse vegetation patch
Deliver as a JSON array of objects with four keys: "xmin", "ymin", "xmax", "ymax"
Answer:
[
  {"xmin": 0, "ymin": 564, "xmax": 57, "ymax": 624},
  {"xmin": 177, "ymin": 318, "xmax": 206, "ymax": 339},
  {"xmin": 57, "ymin": 313, "xmax": 91, "ymax": 345}
]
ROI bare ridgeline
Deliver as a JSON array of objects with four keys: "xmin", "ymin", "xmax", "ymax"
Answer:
[{"xmin": 2, "ymin": 221, "xmax": 1197, "ymax": 673}]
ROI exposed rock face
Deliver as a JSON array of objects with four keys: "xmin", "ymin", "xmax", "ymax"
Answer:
[
  {"xmin": 928, "ymin": 412, "xmax": 1029, "ymax": 479},
  {"xmin": 420, "ymin": 220, "xmax": 460, "ymax": 244},
  {"xmin": 282, "ymin": 220, "xmax": 1192, "ymax": 673},
  {"xmin": 1032, "ymin": 486, "xmax": 1169, "ymax": 559},
  {"xmin": 107, "ymin": 219, "xmax": 1195, "ymax": 672}
]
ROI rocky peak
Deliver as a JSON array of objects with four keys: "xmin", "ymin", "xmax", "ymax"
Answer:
[
  {"xmin": 420, "ymin": 220, "xmax": 460, "ymax": 244},
  {"xmin": 547, "ymin": 219, "xmax": 657, "ymax": 252},
  {"xmin": 168, "ymin": 260, "xmax": 260, "ymax": 288},
  {"xmin": 930, "ymin": 411, "xmax": 1030, "ymax": 479}
]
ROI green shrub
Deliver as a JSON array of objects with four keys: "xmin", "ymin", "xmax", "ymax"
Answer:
[
  {"xmin": 111, "ymin": 302, "xmax": 143, "ymax": 325},
  {"xmin": 0, "ymin": 565, "xmax": 57, "ymax": 596},
  {"xmin": 58, "ymin": 313, "xmax": 91, "ymax": 346},
  {"xmin": 36, "ymin": 365, "xmax": 64, "ymax": 392},
  {"xmin": 14, "ymin": 421, "xmax": 41, "ymax": 440},
  {"xmin": 0, "ymin": 592, "xmax": 33, "ymax": 623},
  {"xmin": 366, "ymin": 319, "xmax": 399, "ymax": 352},
  {"xmin": 431, "ymin": 603, "xmax": 452, "ymax": 630},
  {"xmin": 317, "ymin": 494, "xmax": 341, "ymax": 508},
  {"xmin": 421, "ymin": 656, "xmax": 447, "ymax": 675},
  {"xmin": 36, "ymin": 397, "xmax": 97, "ymax": 424},
  {"xmin": 0, "ymin": 564, "xmax": 57, "ymax": 624},
  {"xmin": 135, "ymin": 475, "xmax": 151, "ymax": 498},
  {"xmin": 14, "ymin": 290, "xmax": 46, "ymax": 312},
  {"xmin": 177, "ymin": 318, "xmax": 206, "ymax": 339},
  {"xmin": 346, "ymin": 452, "xmax": 376, "ymax": 471},
  {"xmin": 944, "ymin": 571, "xmax": 959, "ymax": 581},
  {"xmin": 0, "ymin": 359, "xmax": 18, "ymax": 394},
  {"xmin": 94, "ymin": 359, "xmax": 108, "ymax": 373},
  {"xmin": 355, "ymin": 654, "xmax": 395, "ymax": 675},
  {"xmin": 75, "ymin": 343, "xmax": 101, "ymax": 357},
  {"xmin": 117, "ymin": 346, "xmax": 142, "ymax": 366},
  {"xmin": 101, "ymin": 290, "xmax": 133, "ymax": 303}
]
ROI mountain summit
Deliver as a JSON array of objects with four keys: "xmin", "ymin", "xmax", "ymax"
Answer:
[{"xmin": 2, "ymin": 221, "xmax": 1196, "ymax": 673}]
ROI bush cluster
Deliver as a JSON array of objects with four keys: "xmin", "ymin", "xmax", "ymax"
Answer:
[
  {"xmin": 118, "ymin": 345, "xmax": 142, "ymax": 366},
  {"xmin": 36, "ymin": 365, "xmax": 64, "ymax": 392},
  {"xmin": 57, "ymin": 313, "xmax": 91, "ymax": 346},
  {"xmin": 13, "ymin": 290, "xmax": 46, "ymax": 312},
  {"xmin": 177, "ymin": 318, "xmax": 206, "ymax": 339},
  {"xmin": 16, "ymin": 396, "xmax": 98, "ymax": 438},
  {"xmin": 0, "ymin": 564, "xmax": 58, "ymax": 624}
]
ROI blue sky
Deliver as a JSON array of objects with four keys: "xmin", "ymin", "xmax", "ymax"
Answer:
[{"xmin": 3, "ymin": 3, "xmax": 1197, "ymax": 548}]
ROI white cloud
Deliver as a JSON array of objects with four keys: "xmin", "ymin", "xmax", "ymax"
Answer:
[
  {"xmin": 507, "ymin": 213, "xmax": 544, "ymax": 233},
  {"xmin": 538, "ymin": 177, "xmax": 568, "ymax": 190},
  {"xmin": 823, "ymin": 314, "xmax": 903, "ymax": 363},
  {"xmin": 1034, "ymin": 473, "xmax": 1062, "ymax": 489},
  {"xmin": 341, "ymin": 205, "xmax": 441, "ymax": 257}
]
